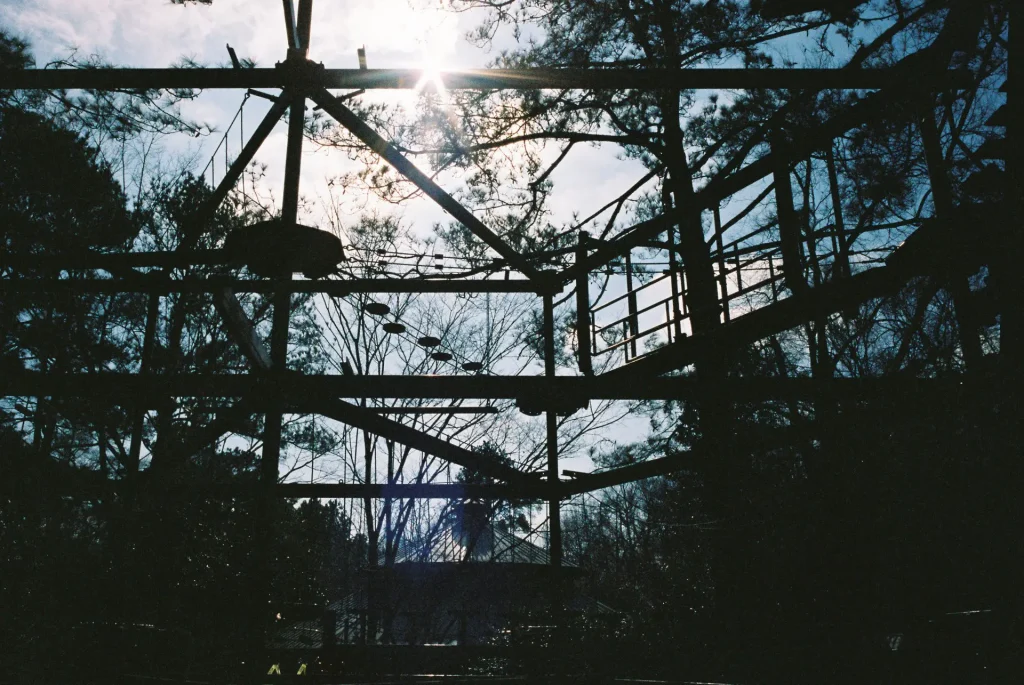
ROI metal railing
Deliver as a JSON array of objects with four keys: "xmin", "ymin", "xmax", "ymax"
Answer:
[
  {"xmin": 587, "ymin": 218, "xmax": 908, "ymax": 366},
  {"xmin": 200, "ymin": 92, "xmax": 250, "ymax": 189}
]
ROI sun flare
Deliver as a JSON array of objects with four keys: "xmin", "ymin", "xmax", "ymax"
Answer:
[{"xmin": 414, "ymin": 54, "xmax": 448, "ymax": 98}]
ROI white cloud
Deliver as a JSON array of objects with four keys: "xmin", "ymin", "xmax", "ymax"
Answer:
[
  {"xmin": 2, "ymin": 1, "xmax": 467, "ymax": 68},
  {"xmin": 1, "ymin": 1, "xmax": 630, "ymax": 243}
]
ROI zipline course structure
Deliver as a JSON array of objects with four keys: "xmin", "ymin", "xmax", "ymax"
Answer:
[{"xmin": 0, "ymin": 0, "xmax": 1018, "ymax": 681}]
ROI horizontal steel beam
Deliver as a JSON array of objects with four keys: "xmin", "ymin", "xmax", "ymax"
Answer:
[
  {"xmin": 0, "ymin": 371, "xmax": 959, "ymax": 402},
  {"xmin": 0, "ymin": 67, "xmax": 972, "ymax": 92},
  {"xmin": 0, "ymin": 276, "xmax": 539, "ymax": 295},
  {"xmin": 278, "ymin": 481, "xmax": 552, "ymax": 499},
  {"xmin": 3, "ymin": 250, "xmax": 229, "ymax": 271},
  {"xmin": 370, "ymin": 406, "xmax": 498, "ymax": 414},
  {"xmin": 26, "ymin": 479, "xmax": 553, "ymax": 500}
]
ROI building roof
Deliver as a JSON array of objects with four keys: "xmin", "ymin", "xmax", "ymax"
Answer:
[{"xmin": 393, "ymin": 519, "xmax": 559, "ymax": 566}]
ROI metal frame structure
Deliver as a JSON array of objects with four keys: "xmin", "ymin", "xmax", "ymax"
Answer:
[{"xmin": 1, "ymin": 0, "xmax": 1017, "ymax": 680}]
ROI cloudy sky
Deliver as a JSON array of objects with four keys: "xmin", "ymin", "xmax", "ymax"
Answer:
[
  {"xmin": 0, "ymin": 1, "xmax": 662, "ymax": 473},
  {"xmin": 0, "ymin": 0, "xmax": 652, "ymax": 243}
]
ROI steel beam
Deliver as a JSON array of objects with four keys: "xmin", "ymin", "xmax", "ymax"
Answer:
[
  {"xmin": 0, "ymin": 276, "xmax": 538, "ymax": 294},
  {"xmin": 370, "ymin": 406, "xmax": 498, "ymax": 415},
  {"xmin": 313, "ymin": 396, "xmax": 536, "ymax": 484},
  {"xmin": 2, "ymin": 250, "xmax": 230, "ymax": 272},
  {"xmin": 311, "ymin": 88, "xmax": 546, "ymax": 283},
  {"xmin": 208, "ymin": 276, "xmax": 534, "ymax": 484},
  {"xmin": 295, "ymin": 0, "xmax": 313, "ymax": 54},
  {"xmin": 575, "ymin": 232, "xmax": 594, "ymax": 375},
  {"xmin": 561, "ymin": 451, "xmax": 697, "ymax": 496},
  {"xmin": 31, "ymin": 478, "xmax": 554, "ymax": 502},
  {"xmin": 281, "ymin": 0, "xmax": 299, "ymax": 50},
  {"xmin": 543, "ymin": 293, "xmax": 561, "ymax": 567},
  {"xmin": 277, "ymin": 481, "xmax": 551, "ymax": 499},
  {"xmin": 212, "ymin": 288, "xmax": 274, "ymax": 369},
  {"xmin": 0, "ymin": 370, "xmax": 957, "ymax": 402},
  {"xmin": 0, "ymin": 67, "xmax": 972, "ymax": 92}
]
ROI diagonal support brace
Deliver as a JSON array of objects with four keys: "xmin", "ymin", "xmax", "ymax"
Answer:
[
  {"xmin": 213, "ymin": 287, "xmax": 536, "ymax": 485},
  {"xmin": 309, "ymin": 87, "xmax": 547, "ymax": 285}
]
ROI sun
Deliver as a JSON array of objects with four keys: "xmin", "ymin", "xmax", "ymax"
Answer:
[{"xmin": 414, "ymin": 53, "xmax": 448, "ymax": 98}]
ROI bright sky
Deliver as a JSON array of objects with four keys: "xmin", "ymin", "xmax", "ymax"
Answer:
[
  {"xmin": 0, "ymin": 1, "xmax": 659, "ymax": 477},
  {"xmin": 0, "ymin": 1, "xmax": 904, "ymax": 479},
  {"xmin": 0, "ymin": 0, "xmax": 650, "ymax": 241}
]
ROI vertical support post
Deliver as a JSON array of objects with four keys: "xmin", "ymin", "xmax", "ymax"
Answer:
[
  {"xmin": 1002, "ymin": 2, "xmax": 1024, "ymax": 663},
  {"xmin": 664, "ymin": 194, "xmax": 684, "ymax": 339},
  {"xmin": 575, "ymin": 232, "xmax": 593, "ymax": 376},
  {"xmin": 98, "ymin": 425, "xmax": 107, "ymax": 478},
  {"xmin": 127, "ymin": 291, "xmax": 159, "ymax": 478},
  {"xmin": 295, "ymin": 0, "xmax": 314, "ymax": 54},
  {"xmin": 542, "ymin": 293, "xmax": 561, "ymax": 569},
  {"xmin": 919, "ymin": 112, "xmax": 982, "ymax": 369},
  {"xmin": 680, "ymin": 269, "xmax": 689, "ymax": 316},
  {"xmin": 254, "ymin": 92, "xmax": 306, "ymax": 673},
  {"xmin": 803, "ymin": 156, "xmax": 824, "ymax": 289},
  {"xmin": 281, "ymin": 0, "xmax": 299, "ymax": 50},
  {"xmin": 771, "ymin": 135, "xmax": 807, "ymax": 296},
  {"xmin": 714, "ymin": 205, "xmax": 730, "ymax": 323},
  {"xmin": 542, "ymin": 289, "xmax": 564, "ymax": 653},
  {"xmin": 322, "ymin": 610, "xmax": 336, "ymax": 649},
  {"xmin": 825, "ymin": 143, "xmax": 851, "ymax": 279},
  {"xmin": 624, "ymin": 253, "xmax": 639, "ymax": 359},
  {"xmin": 1002, "ymin": 6, "xmax": 1022, "ymax": 361},
  {"xmin": 121, "ymin": 289, "xmax": 158, "ymax": 624}
]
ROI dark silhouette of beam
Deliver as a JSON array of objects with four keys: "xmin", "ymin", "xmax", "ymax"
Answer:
[
  {"xmin": 295, "ymin": 0, "xmax": 313, "ymax": 53},
  {"xmin": 276, "ymin": 482, "xmax": 550, "ymax": 499},
  {"xmin": 0, "ymin": 67, "xmax": 971, "ymax": 91},
  {"xmin": 0, "ymin": 371, "xmax": 960, "ymax": 402},
  {"xmin": 27, "ymin": 478, "xmax": 554, "ymax": 500},
  {"xmin": 209, "ymin": 282, "xmax": 536, "ymax": 485},
  {"xmin": 311, "ymin": 88, "xmax": 546, "ymax": 283},
  {"xmin": 314, "ymin": 396, "xmax": 537, "ymax": 484},
  {"xmin": 0, "ymin": 276, "xmax": 539, "ymax": 295},
  {"xmin": 369, "ymin": 406, "xmax": 498, "ymax": 415},
  {"xmin": 561, "ymin": 452, "xmax": 697, "ymax": 496}
]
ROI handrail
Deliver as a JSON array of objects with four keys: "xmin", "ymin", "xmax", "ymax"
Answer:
[
  {"xmin": 590, "ymin": 271, "xmax": 674, "ymax": 314},
  {"xmin": 594, "ymin": 292, "xmax": 681, "ymax": 335}
]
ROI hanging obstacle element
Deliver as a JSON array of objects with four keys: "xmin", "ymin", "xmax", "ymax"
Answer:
[
  {"xmin": 363, "ymin": 302, "xmax": 391, "ymax": 316},
  {"xmin": 223, "ymin": 219, "xmax": 346, "ymax": 278}
]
